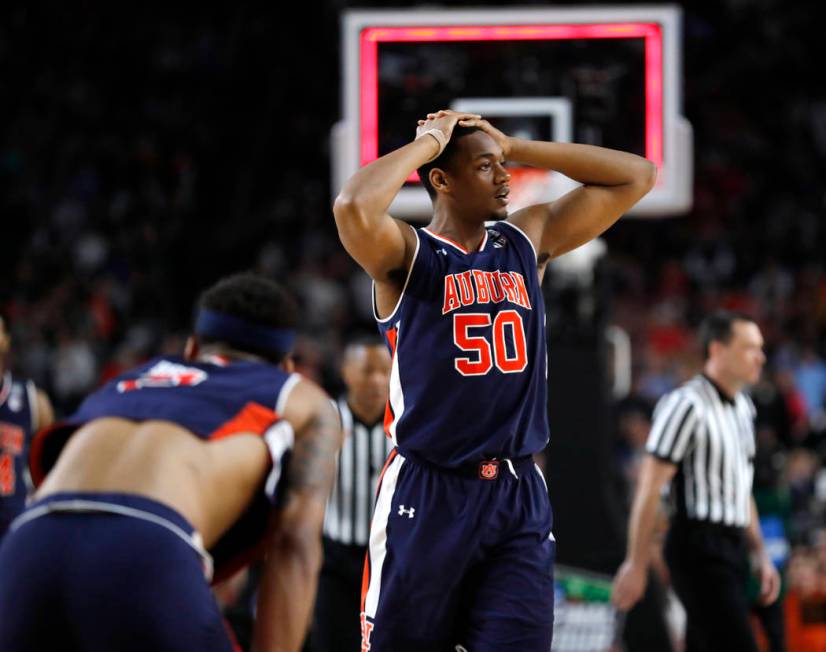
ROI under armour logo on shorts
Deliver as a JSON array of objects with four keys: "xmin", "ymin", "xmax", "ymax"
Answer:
[{"xmin": 398, "ymin": 505, "xmax": 415, "ymax": 519}]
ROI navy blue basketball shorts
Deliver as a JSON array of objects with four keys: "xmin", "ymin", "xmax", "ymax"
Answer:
[
  {"xmin": 360, "ymin": 449, "xmax": 556, "ymax": 652},
  {"xmin": 0, "ymin": 491, "xmax": 235, "ymax": 652}
]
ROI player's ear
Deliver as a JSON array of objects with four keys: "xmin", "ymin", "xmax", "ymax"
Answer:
[
  {"xmin": 429, "ymin": 168, "xmax": 450, "ymax": 194},
  {"xmin": 184, "ymin": 336, "xmax": 199, "ymax": 361},
  {"xmin": 280, "ymin": 354, "xmax": 295, "ymax": 374},
  {"xmin": 708, "ymin": 339, "xmax": 726, "ymax": 361}
]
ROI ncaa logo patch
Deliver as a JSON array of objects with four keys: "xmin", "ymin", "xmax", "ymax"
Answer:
[
  {"xmin": 489, "ymin": 229, "xmax": 508, "ymax": 249},
  {"xmin": 479, "ymin": 460, "xmax": 499, "ymax": 480},
  {"xmin": 117, "ymin": 361, "xmax": 208, "ymax": 393}
]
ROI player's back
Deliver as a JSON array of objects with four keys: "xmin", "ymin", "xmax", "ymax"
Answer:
[
  {"xmin": 376, "ymin": 221, "xmax": 549, "ymax": 468},
  {"xmin": 38, "ymin": 417, "xmax": 271, "ymax": 547},
  {"xmin": 30, "ymin": 354, "xmax": 298, "ymax": 572},
  {"xmin": 35, "ymin": 355, "xmax": 296, "ymax": 445},
  {"xmin": 31, "ymin": 354, "xmax": 297, "ymax": 474}
]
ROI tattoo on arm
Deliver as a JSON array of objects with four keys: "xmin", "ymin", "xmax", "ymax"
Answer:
[{"xmin": 285, "ymin": 410, "xmax": 339, "ymax": 496}]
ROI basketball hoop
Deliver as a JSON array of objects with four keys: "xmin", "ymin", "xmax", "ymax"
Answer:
[{"xmin": 507, "ymin": 168, "xmax": 553, "ymax": 212}]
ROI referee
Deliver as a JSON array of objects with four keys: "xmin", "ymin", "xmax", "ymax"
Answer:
[
  {"xmin": 612, "ymin": 311, "xmax": 781, "ymax": 651},
  {"xmin": 308, "ymin": 335, "xmax": 393, "ymax": 652}
]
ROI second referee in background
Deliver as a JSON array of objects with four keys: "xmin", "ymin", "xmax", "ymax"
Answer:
[
  {"xmin": 612, "ymin": 311, "xmax": 781, "ymax": 652},
  {"xmin": 307, "ymin": 336, "xmax": 393, "ymax": 652}
]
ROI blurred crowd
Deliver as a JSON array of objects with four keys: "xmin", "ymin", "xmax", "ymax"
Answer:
[
  {"xmin": 0, "ymin": 4, "xmax": 361, "ymax": 406},
  {"xmin": 2, "ymin": 0, "xmax": 826, "ymax": 641},
  {"xmin": 605, "ymin": 0, "xmax": 826, "ymax": 622}
]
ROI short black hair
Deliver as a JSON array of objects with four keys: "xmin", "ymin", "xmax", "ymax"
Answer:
[
  {"xmin": 417, "ymin": 126, "xmax": 482, "ymax": 200},
  {"xmin": 196, "ymin": 272, "xmax": 298, "ymax": 364},
  {"xmin": 344, "ymin": 333, "xmax": 385, "ymax": 353},
  {"xmin": 698, "ymin": 310, "xmax": 756, "ymax": 360}
]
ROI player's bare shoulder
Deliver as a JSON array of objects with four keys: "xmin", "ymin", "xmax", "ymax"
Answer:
[{"xmin": 334, "ymin": 109, "xmax": 479, "ymax": 284}]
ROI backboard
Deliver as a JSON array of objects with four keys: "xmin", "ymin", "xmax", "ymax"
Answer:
[{"xmin": 333, "ymin": 6, "xmax": 692, "ymax": 218}]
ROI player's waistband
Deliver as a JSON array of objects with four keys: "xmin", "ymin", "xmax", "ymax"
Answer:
[
  {"xmin": 10, "ymin": 491, "xmax": 214, "ymax": 581},
  {"xmin": 397, "ymin": 448, "xmax": 535, "ymax": 480}
]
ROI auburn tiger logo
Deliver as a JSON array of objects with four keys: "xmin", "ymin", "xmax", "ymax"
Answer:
[{"xmin": 479, "ymin": 461, "xmax": 499, "ymax": 480}]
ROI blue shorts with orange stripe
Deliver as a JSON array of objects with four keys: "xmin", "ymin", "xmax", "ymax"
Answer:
[{"xmin": 361, "ymin": 448, "xmax": 555, "ymax": 652}]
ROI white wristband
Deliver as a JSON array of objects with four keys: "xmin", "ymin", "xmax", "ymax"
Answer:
[
  {"xmin": 263, "ymin": 420, "xmax": 295, "ymax": 502},
  {"xmin": 417, "ymin": 128, "xmax": 448, "ymax": 162}
]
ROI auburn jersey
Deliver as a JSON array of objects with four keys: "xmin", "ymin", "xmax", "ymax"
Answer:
[
  {"xmin": 0, "ymin": 373, "xmax": 38, "ymax": 537},
  {"xmin": 375, "ymin": 221, "xmax": 549, "ymax": 468}
]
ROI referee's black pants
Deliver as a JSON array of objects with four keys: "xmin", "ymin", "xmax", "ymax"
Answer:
[
  {"xmin": 305, "ymin": 538, "xmax": 365, "ymax": 652},
  {"xmin": 665, "ymin": 520, "xmax": 758, "ymax": 652}
]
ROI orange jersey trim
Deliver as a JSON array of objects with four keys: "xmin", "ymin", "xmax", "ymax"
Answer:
[
  {"xmin": 383, "ymin": 327, "xmax": 399, "ymax": 439},
  {"xmin": 209, "ymin": 402, "xmax": 280, "ymax": 441}
]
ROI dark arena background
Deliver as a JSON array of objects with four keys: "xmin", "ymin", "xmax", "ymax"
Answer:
[{"xmin": 2, "ymin": 1, "xmax": 825, "ymax": 650}]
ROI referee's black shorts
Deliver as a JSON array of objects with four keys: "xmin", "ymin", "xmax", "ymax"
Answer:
[{"xmin": 665, "ymin": 519, "xmax": 758, "ymax": 652}]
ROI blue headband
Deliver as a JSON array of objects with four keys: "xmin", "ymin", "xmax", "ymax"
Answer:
[{"xmin": 195, "ymin": 309, "xmax": 296, "ymax": 355}]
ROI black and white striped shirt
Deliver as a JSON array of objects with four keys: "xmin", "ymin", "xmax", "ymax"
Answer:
[
  {"xmin": 645, "ymin": 374, "xmax": 756, "ymax": 527},
  {"xmin": 323, "ymin": 399, "xmax": 395, "ymax": 547}
]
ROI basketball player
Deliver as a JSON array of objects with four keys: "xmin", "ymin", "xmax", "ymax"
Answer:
[
  {"xmin": 334, "ymin": 109, "xmax": 656, "ymax": 650},
  {"xmin": 309, "ymin": 336, "xmax": 393, "ymax": 652},
  {"xmin": 0, "ymin": 314, "xmax": 54, "ymax": 539},
  {"xmin": 0, "ymin": 274, "xmax": 340, "ymax": 652}
]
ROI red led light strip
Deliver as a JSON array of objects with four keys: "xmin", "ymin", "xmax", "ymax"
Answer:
[{"xmin": 360, "ymin": 23, "xmax": 663, "ymax": 178}]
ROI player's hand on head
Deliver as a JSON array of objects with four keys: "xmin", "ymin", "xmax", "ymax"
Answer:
[
  {"xmin": 415, "ymin": 109, "xmax": 480, "ymax": 142},
  {"xmin": 454, "ymin": 116, "xmax": 512, "ymax": 157}
]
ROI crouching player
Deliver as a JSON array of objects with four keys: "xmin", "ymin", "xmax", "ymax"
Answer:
[{"xmin": 0, "ymin": 273, "xmax": 340, "ymax": 652}]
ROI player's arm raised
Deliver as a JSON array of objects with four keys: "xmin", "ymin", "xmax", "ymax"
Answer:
[
  {"xmin": 253, "ymin": 380, "xmax": 341, "ymax": 652},
  {"xmin": 458, "ymin": 118, "xmax": 657, "ymax": 265},
  {"xmin": 333, "ymin": 111, "xmax": 480, "ymax": 281}
]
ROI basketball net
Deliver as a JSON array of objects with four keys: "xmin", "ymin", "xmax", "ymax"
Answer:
[{"xmin": 507, "ymin": 167, "xmax": 553, "ymax": 212}]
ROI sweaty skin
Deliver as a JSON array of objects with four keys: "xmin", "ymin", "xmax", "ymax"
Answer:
[{"xmin": 36, "ymin": 417, "xmax": 270, "ymax": 548}]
